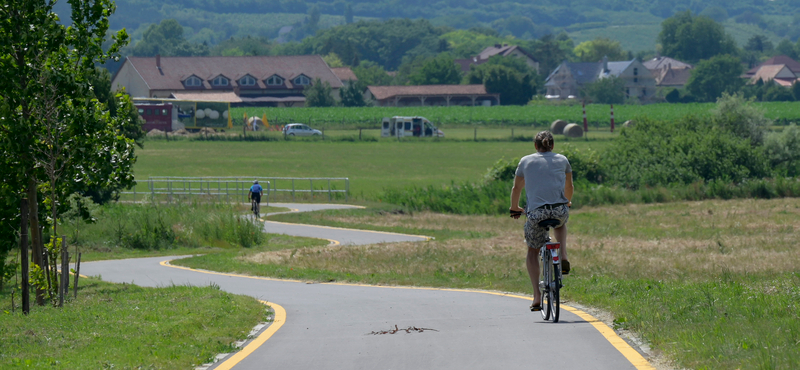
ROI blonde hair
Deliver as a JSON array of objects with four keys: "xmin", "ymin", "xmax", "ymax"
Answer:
[{"xmin": 535, "ymin": 131, "xmax": 554, "ymax": 152}]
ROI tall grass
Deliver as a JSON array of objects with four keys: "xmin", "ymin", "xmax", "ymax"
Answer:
[
  {"xmin": 382, "ymin": 177, "xmax": 800, "ymax": 215},
  {"xmin": 64, "ymin": 201, "xmax": 266, "ymax": 251}
]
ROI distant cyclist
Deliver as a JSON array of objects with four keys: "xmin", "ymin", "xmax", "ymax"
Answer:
[{"xmin": 249, "ymin": 180, "xmax": 263, "ymax": 212}]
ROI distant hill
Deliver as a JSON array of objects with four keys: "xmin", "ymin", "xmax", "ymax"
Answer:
[{"xmin": 55, "ymin": 0, "xmax": 799, "ymax": 51}]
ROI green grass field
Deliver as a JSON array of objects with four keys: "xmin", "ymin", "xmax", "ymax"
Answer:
[
  {"xmin": 1, "ymin": 278, "xmax": 267, "ymax": 368},
  {"xmin": 229, "ymin": 102, "xmax": 800, "ymax": 129},
  {"xmin": 132, "ymin": 138, "xmax": 609, "ymax": 198}
]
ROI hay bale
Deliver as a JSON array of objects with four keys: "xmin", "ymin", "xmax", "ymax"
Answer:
[
  {"xmin": 173, "ymin": 128, "xmax": 190, "ymax": 136},
  {"xmin": 208, "ymin": 110, "xmax": 220, "ymax": 120},
  {"xmin": 199, "ymin": 127, "xmax": 216, "ymax": 134},
  {"xmin": 550, "ymin": 119, "xmax": 568, "ymax": 135},
  {"xmin": 623, "ymin": 120, "xmax": 635, "ymax": 128},
  {"xmin": 563, "ymin": 123, "xmax": 584, "ymax": 138},
  {"xmin": 222, "ymin": 110, "xmax": 229, "ymax": 119},
  {"xmin": 195, "ymin": 109, "xmax": 206, "ymax": 119},
  {"xmin": 146, "ymin": 129, "xmax": 164, "ymax": 137}
]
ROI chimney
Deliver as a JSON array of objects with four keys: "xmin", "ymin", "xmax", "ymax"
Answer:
[
  {"xmin": 602, "ymin": 55, "xmax": 608, "ymax": 72},
  {"xmin": 156, "ymin": 54, "xmax": 163, "ymax": 75}
]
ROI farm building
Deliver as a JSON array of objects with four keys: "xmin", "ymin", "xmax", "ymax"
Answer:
[
  {"xmin": 544, "ymin": 57, "xmax": 657, "ymax": 101},
  {"xmin": 743, "ymin": 55, "xmax": 800, "ymax": 86},
  {"xmin": 111, "ymin": 55, "xmax": 343, "ymax": 107},
  {"xmin": 365, "ymin": 85, "xmax": 500, "ymax": 107},
  {"xmin": 455, "ymin": 44, "xmax": 540, "ymax": 74},
  {"xmin": 643, "ymin": 56, "xmax": 693, "ymax": 89}
]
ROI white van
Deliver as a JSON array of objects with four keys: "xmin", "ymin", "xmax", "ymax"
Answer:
[{"xmin": 380, "ymin": 116, "xmax": 444, "ymax": 138}]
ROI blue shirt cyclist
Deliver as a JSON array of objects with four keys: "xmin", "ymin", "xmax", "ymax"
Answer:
[{"xmin": 249, "ymin": 180, "xmax": 263, "ymax": 203}]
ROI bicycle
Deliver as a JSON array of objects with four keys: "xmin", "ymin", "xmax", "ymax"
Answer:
[
  {"xmin": 537, "ymin": 219, "xmax": 563, "ymax": 323},
  {"xmin": 511, "ymin": 210, "xmax": 564, "ymax": 323},
  {"xmin": 251, "ymin": 198, "xmax": 260, "ymax": 218}
]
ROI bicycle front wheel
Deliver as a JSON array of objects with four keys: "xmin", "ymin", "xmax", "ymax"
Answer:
[
  {"xmin": 550, "ymin": 264, "xmax": 561, "ymax": 323},
  {"xmin": 540, "ymin": 250, "xmax": 552, "ymax": 321}
]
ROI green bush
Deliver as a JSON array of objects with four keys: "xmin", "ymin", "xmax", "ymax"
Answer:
[
  {"xmin": 603, "ymin": 116, "xmax": 770, "ymax": 189},
  {"xmin": 764, "ymin": 124, "xmax": 800, "ymax": 176}
]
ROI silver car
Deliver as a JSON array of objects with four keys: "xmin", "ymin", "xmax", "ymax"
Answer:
[{"xmin": 283, "ymin": 123, "xmax": 322, "ymax": 136}]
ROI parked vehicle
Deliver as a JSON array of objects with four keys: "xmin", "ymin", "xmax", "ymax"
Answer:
[
  {"xmin": 283, "ymin": 123, "xmax": 322, "ymax": 136},
  {"xmin": 380, "ymin": 116, "xmax": 444, "ymax": 138}
]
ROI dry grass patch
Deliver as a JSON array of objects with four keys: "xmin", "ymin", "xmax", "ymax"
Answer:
[
  {"xmin": 256, "ymin": 198, "xmax": 800, "ymax": 283},
  {"xmin": 244, "ymin": 233, "xmax": 524, "ymax": 280}
]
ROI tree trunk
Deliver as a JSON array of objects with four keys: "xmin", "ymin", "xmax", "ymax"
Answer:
[
  {"xmin": 27, "ymin": 176, "xmax": 44, "ymax": 306},
  {"xmin": 20, "ymin": 198, "xmax": 30, "ymax": 315}
]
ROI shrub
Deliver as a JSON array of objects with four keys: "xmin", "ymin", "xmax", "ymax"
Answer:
[
  {"xmin": 602, "ymin": 116, "xmax": 770, "ymax": 189},
  {"xmin": 764, "ymin": 124, "xmax": 800, "ymax": 176}
]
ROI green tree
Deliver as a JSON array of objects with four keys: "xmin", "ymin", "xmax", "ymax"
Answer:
[
  {"xmin": 131, "ymin": 19, "xmax": 209, "ymax": 57},
  {"xmin": 712, "ymin": 93, "xmax": 771, "ymax": 147},
  {"xmin": 340, "ymin": 82, "xmax": 367, "ymax": 107},
  {"xmin": 685, "ymin": 55, "xmax": 744, "ymax": 102},
  {"xmin": 0, "ymin": 0, "xmax": 137, "ymax": 307},
  {"xmin": 408, "ymin": 54, "xmax": 461, "ymax": 85},
  {"xmin": 527, "ymin": 33, "xmax": 574, "ymax": 75},
  {"xmin": 764, "ymin": 124, "xmax": 800, "ymax": 176},
  {"xmin": 581, "ymin": 76, "xmax": 626, "ymax": 104},
  {"xmin": 659, "ymin": 11, "xmax": 737, "ymax": 63},
  {"xmin": 465, "ymin": 64, "xmax": 534, "ymax": 105},
  {"xmin": 304, "ymin": 78, "xmax": 337, "ymax": 107},
  {"xmin": 776, "ymin": 39, "xmax": 799, "ymax": 60},
  {"xmin": 573, "ymin": 37, "xmax": 626, "ymax": 62},
  {"xmin": 323, "ymin": 53, "xmax": 344, "ymax": 68},
  {"xmin": 744, "ymin": 35, "xmax": 774, "ymax": 54},
  {"xmin": 792, "ymin": 81, "xmax": 800, "ymax": 101},
  {"xmin": 352, "ymin": 62, "xmax": 393, "ymax": 86}
]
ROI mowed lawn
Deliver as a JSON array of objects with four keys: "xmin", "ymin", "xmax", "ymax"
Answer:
[{"xmin": 132, "ymin": 138, "xmax": 608, "ymax": 196}]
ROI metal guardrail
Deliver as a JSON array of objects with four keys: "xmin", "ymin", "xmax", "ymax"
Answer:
[
  {"xmin": 120, "ymin": 178, "xmax": 271, "ymax": 204},
  {"xmin": 138, "ymin": 176, "xmax": 349, "ymax": 202}
]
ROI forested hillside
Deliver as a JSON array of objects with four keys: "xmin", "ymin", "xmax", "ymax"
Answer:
[{"xmin": 54, "ymin": 0, "xmax": 800, "ymax": 52}]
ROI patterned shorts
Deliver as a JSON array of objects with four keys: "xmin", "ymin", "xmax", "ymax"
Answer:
[{"xmin": 524, "ymin": 205, "xmax": 569, "ymax": 249}]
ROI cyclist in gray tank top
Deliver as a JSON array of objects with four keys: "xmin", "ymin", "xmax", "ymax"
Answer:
[{"xmin": 509, "ymin": 131, "xmax": 573, "ymax": 311}]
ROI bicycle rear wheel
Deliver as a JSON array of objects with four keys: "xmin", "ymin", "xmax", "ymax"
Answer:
[{"xmin": 540, "ymin": 250, "xmax": 552, "ymax": 321}]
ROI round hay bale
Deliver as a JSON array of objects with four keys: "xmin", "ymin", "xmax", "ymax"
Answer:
[
  {"xmin": 222, "ymin": 110, "xmax": 228, "ymax": 119},
  {"xmin": 203, "ymin": 108, "xmax": 213, "ymax": 117},
  {"xmin": 563, "ymin": 123, "xmax": 584, "ymax": 138},
  {"xmin": 623, "ymin": 120, "xmax": 635, "ymax": 128},
  {"xmin": 550, "ymin": 120, "xmax": 568, "ymax": 135},
  {"xmin": 208, "ymin": 110, "xmax": 220, "ymax": 120},
  {"xmin": 146, "ymin": 129, "xmax": 164, "ymax": 137},
  {"xmin": 195, "ymin": 109, "xmax": 206, "ymax": 119}
]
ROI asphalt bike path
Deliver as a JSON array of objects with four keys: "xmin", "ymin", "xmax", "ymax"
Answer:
[{"xmin": 81, "ymin": 203, "xmax": 654, "ymax": 370}]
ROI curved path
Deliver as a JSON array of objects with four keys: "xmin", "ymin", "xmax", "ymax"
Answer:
[{"xmin": 81, "ymin": 203, "xmax": 655, "ymax": 370}]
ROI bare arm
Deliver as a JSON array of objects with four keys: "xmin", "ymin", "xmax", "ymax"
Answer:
[
  {"xmin": 510, "ymin": 175, "xmax": 525, "ymax": 217},
  {"xmin": 565, "ymin": 172, "xmax": 574, "ymax": 207}
]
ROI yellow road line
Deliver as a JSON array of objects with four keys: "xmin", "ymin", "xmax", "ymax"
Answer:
[
  {"xmin": 212, "ymin": 300, "xmax": 286, "ymax": 370},
  {"xmin": 326, "ymin": 239, "xmax": 341, "ymax": 246},
  {"xmin": 264, "ymin": 219, "xmax": 432, "ymax": 241},
  {"xmin": 160, "ymin": 259, "xmax": 655, "ymax": 370}
]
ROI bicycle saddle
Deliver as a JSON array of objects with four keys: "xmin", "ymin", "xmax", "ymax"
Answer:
[{"xmin": 538, "ymin": 219, "xmax": 561, "ymax": 228}]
